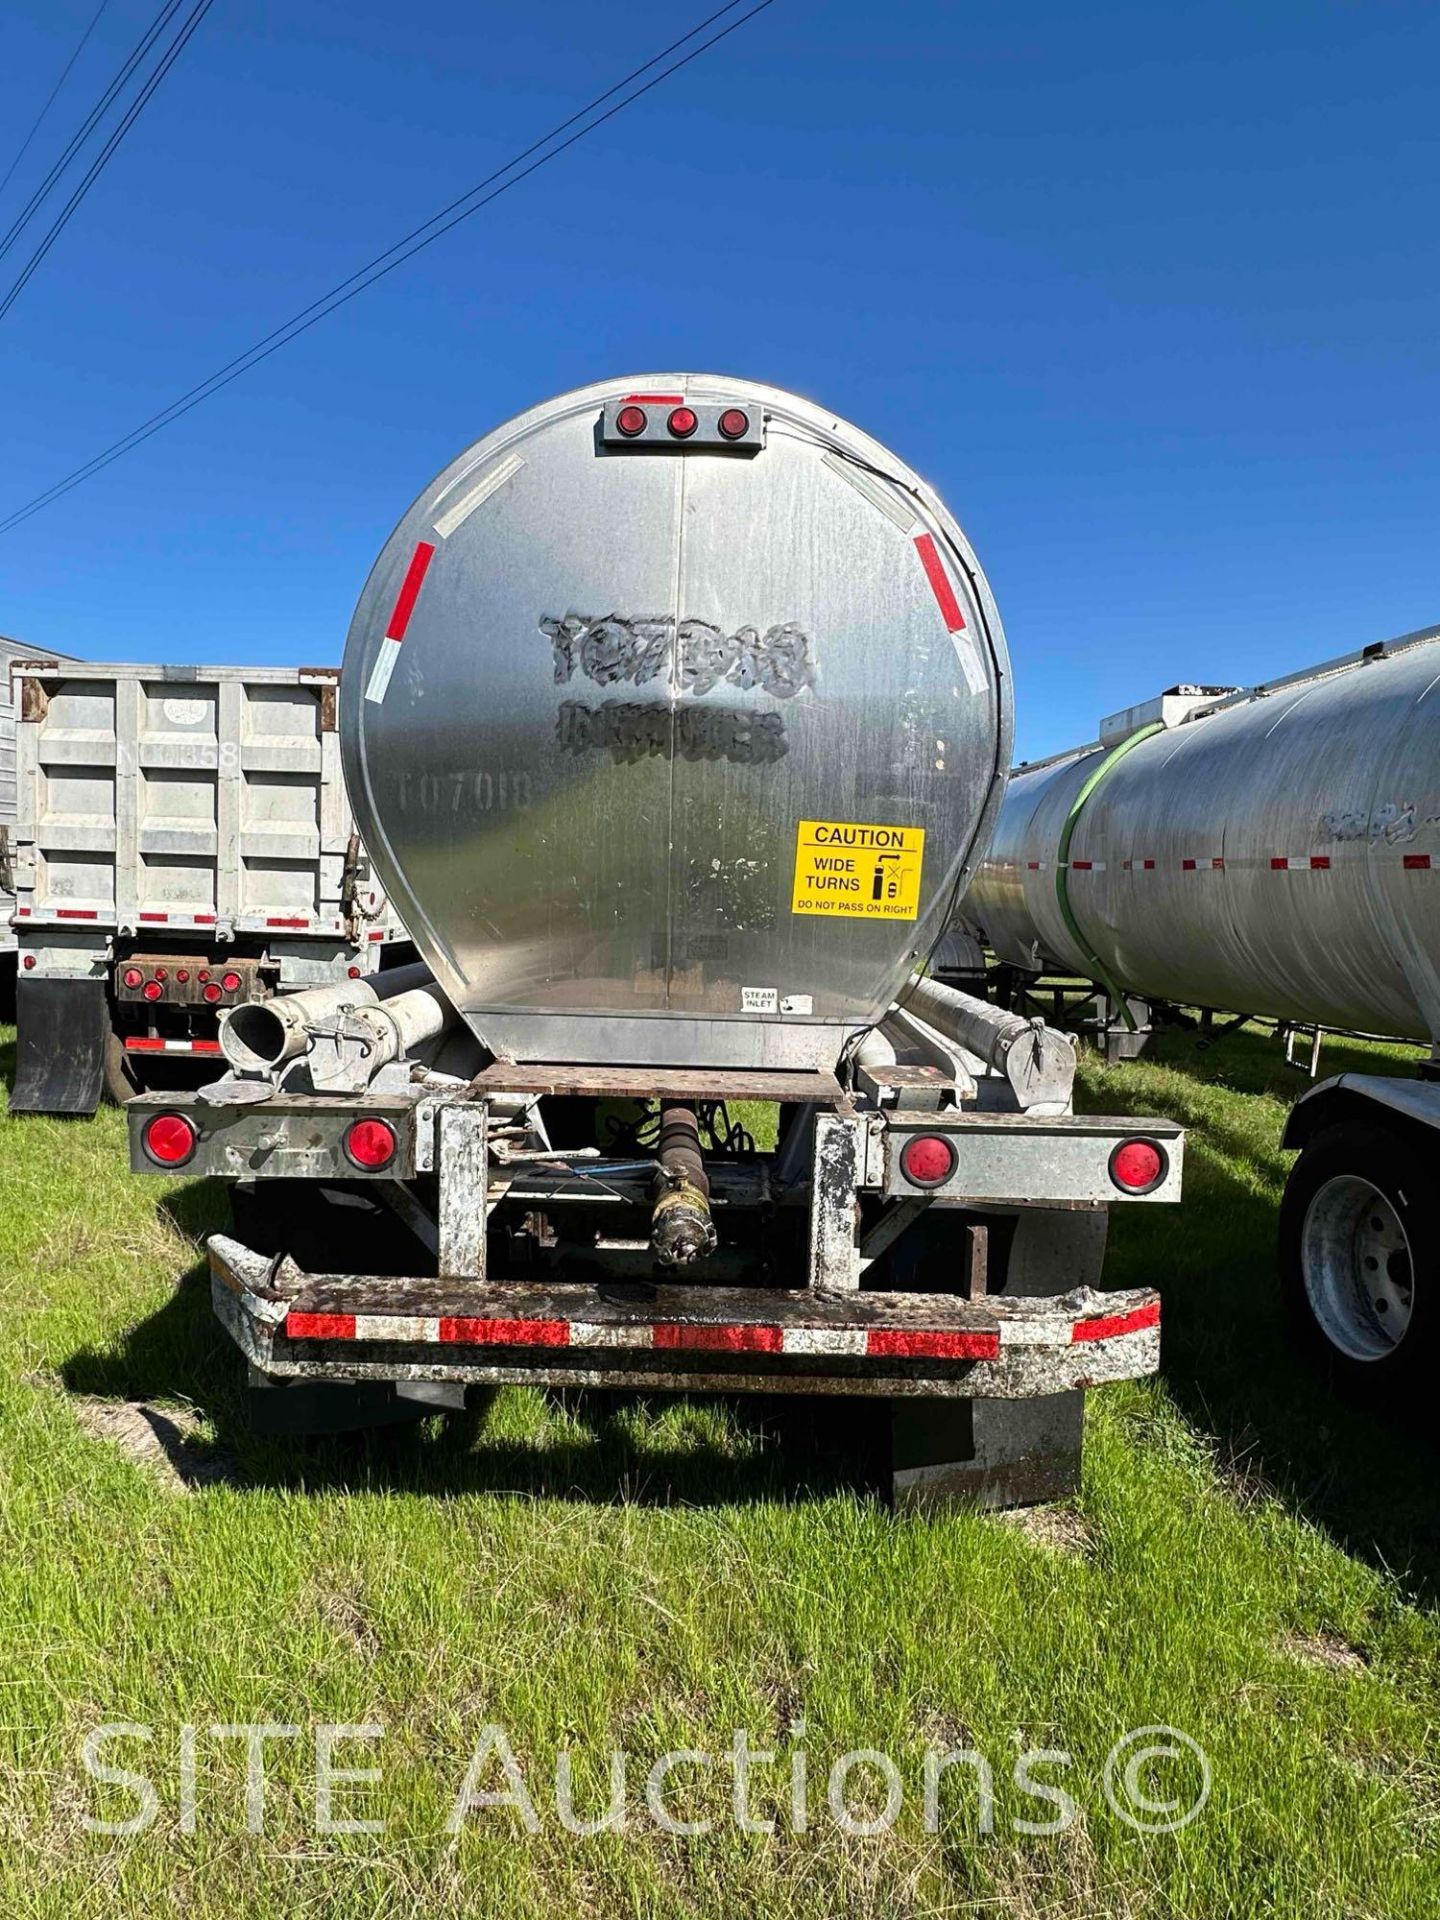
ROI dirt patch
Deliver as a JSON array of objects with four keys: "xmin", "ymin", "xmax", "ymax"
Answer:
[
  {"xmin": 70, "ymin": 1396, "xmax": 237, "ymax": 1493},
  {"xmin": 320, "ymin": 1587, "xmax": 383, "ymax": 1660},
  {"xmin": 991, "ymin": 1504, "xmax": 1092, "ymax": 1557},
  {"xmin": 1281, "ymin": 1630, "xmax": 1368, "ymax": 1674}
]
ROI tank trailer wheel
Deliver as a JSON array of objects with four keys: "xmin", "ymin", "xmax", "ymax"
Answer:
[{"xmin": 1279, "ymin": 1123, "xmax": 1435, "ymax": 1389}]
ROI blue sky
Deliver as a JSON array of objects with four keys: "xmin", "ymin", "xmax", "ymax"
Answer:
[{"xmin": 1, "ymin": 0, "xmax": 1436, "ymax": 758}]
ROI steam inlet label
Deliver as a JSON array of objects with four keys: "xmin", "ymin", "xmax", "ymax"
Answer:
[{"xmin": 791, "ymin": 820, "xmax": 925, "ymax": 920}]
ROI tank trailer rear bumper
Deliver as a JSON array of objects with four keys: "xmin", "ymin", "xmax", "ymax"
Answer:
[{"xmin": 210, "ymin": 1233, "xmax": 1159, "ymax": 1400}]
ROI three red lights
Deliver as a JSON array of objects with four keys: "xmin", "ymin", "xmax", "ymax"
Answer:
[{"xmin": 615, "ymin": 402, "xmax": 751, "ymax": 441}]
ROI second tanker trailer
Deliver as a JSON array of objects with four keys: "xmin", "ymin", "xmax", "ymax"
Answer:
[{"xmin": 965, "ymin": 626, "xmax": 1440, "ymax": 1394}]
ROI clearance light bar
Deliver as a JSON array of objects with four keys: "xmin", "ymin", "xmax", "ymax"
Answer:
[{"xmin": 601, "ymin": 396, "xmax": 765, "ymax": 451}]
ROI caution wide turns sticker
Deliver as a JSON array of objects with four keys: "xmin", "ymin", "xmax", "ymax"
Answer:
[{"xmin": 791, "ymin": 820, "xmax": 925, "ymax": 920}]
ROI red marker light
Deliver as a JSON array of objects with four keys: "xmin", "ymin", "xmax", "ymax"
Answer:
[
  {"xmin": 176, "ymin": 969, "xmax": 189, "ymax": 984},
  {"xmin": 143, "ymin": 980, "xmax": 163, "ymax": 1002},
  {"xmin": 153, "ymin": 967, "xmax": 168, "ymax": 982},
  {"xmin": 202, "ymin": 982, "xmax": 222, "ymax": 1004},
  {"xmin": 344, "ymin": 1118, "xmax": 397, "ymax": 1170},
  {"xmin": 616, "ymin": 405, "xmax": 647, "ymax": 437},
  {"xmin": 667, "ymin": 406, "xmax": 698, "ymax": 439},
  {"xmin": 347, "ymin": 966, "xmax": 362, "ymax": 979},
  {"xmin": 899, "ymin": 1134, "xmax": 958, "ymax": 1187},
  {"xmin": 142, "ymin": 1112, "xmax": 198, "ymax": 1167},
  {"xmin": 198, "ymin": 970, "xmax": 210, "ymax": 982},
  {"xmin": 22, "ymin": 954, "xmax": 36, "ymax": 970},
  {"xmin": 122, "ymin": 967, "xmax": 144, "ymax": 989},
  {"xmin": 220, "ymin": 971, "xmax": 242, "ymax": 994},
  {"xmin": 718, "ymin": 407, "xmax": 750, "ymax": 439},
  {"xmin": 1109, "ymin": 1138, "xmax": 1167, "ymax": 1193}
]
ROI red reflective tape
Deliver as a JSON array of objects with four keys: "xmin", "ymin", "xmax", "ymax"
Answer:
[
  {"xmin": 866, "ymin": 1328, "xmax": 1000, "ymax": 1360},
  {"xmin": 286, "ymin": 1312, "xmax": 357, "ymax": 1341},
  {"xmin": 1027, "ymin": 860, "xmax": 1041, "ymax": 871},
  {"xmin": 1405, "ymin": 853, "xmax": 1432, "ymax": 870},
  {"xmin": 623, "ymin": 392, "xmax": 684, "ymax": 404},
  {"xmin": 653, "ymin": 1323, "xmax": 784, "ymax": 1353},
  {"xmin": 384, "ymin": 541, "xmax": 437, "ymax": 642},
  {"xmin": 913, "ymin": 533, "xmax": 966, "ymax": 633},
  {"xmin": 1310, "ymin": 855, "xmax": 1331, "ymax": 870},
  {"xmin": 1071, "ymin": 1300, "xmax": 1160, "ymax": 1344},
  {"xmin": 138, "ymin": 912, "xmax": 168, "ymax": 922},
  {"xmin": 1071, "ymin": 859, "xmax": 1093, "ymax": 871},
  {"xmin": 15, "ymin": 907, "xmax": 29, "ymax": 916},
  {"xmin": 1181, "ymin": 859, "xmax": 1196, "ymax": 871},
  {"xmin": 438, "ymin": 1316, "xmax": 570, "ymax": 1347},
  {"xmin": 266, "ymin": 916, "xmax": 308, "ymax": 928},
  {"xmin": 56, "ymin": 908, "xmax": 98, "ymax": 919},
  {"xmin": 124, "ymin": 1037, "xmax": 165, "ymax": 1051},
  {"xmin": 1270, "ymin": 857, "xmax": 1287, "ymax": 870},
  {"xmin": 1213, "ymin": 857, "xmax": 1225, "ymax": 870},
  {"xmin": 192, "ymin": 1039, "xmax": 222, "ymax": 1052},
  {"xmin": 194, "ymin": 913, "xmax": 216, "ymax": 924},
  {"xmin": 369, "ymin": 930, "xmax": 386, "ymax": 940}
]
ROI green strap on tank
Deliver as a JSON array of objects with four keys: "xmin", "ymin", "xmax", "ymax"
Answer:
[{"xmin": 1054, "ymin": 721, "xmax": 1164, "ymax": 1032}]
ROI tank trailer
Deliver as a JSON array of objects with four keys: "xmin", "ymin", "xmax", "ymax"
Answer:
[{"xmin": 127, "ymin": 376, "xmax": 1182, "ymax": 1509}]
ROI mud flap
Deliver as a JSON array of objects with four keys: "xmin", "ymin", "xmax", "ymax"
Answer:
[
  {"xmin": 246, "ymin": 1371, "xmax": 467, "ymax": 1436},
  {"xmin": 10, "ymin": 976, "xmax": 109, "ymax": 1115},
  {"xmin": 890, "ymin": 1392, "xmax": 1084, "ymax": 1513}
]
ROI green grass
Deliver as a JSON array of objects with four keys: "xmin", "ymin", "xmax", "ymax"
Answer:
[{"xmin": 3, "ymin": 1019, "xmax": 1440, "ymax": 1917}]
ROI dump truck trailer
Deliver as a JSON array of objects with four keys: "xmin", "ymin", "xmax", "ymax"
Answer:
[
  {"xmin": 9, "ymin": 660, "xmax": 402, "ymax": 1114},
  {"xmin": 126, "ymin": 374, "xmax": 1182, "ymax": 1509}
]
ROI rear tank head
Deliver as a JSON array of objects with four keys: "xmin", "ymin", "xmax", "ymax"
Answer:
[{"xmin": 340, "ymin": 374, "xmax": 1011, "ymax": 1071}]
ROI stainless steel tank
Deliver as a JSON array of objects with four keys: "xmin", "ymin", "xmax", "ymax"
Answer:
[
  {"xmin": 340, "ymin": 375, "xmax": 1011, "ymax": 1068},
  {"xmin": 965, "ymin": 628, "xmax": 1440, "ymax": 1041}
]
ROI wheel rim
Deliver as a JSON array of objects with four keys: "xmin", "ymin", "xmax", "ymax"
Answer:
[{"xmin": 1301, "ymin": 1174, "xmax": 1414, "ymax": 1362}]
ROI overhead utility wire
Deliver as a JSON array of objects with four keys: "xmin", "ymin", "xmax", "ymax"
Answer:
[
  {"xmin": 0, "ymin": 0, "xmax": 214, "ymax": 322},
  {"xmin": 0, "ymin": 0, "xmax": 187, "ymax": 267},
  {"xmin": 0, "ymin": 0, "xmax": 778, "ymax": 537},
  {"xmin": 0, "ymin": 0, "xmax": 114, "ymax": 202}
]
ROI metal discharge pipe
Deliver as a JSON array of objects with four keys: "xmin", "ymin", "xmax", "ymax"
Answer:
[
  {"xmin": 963, "ymin": 629, "xmax": 1440, "ymax": 1041},
  {"xmin": 306, "ymin": 983, "xmax": 455, "ymax": 1093},
  {"xmin": 902, "ymin": 974, "xmax": 1076, "ymax": 1108},
  {"xmin": 220, "ymin": 962, "xmax": 435, "ymax": 1074}
]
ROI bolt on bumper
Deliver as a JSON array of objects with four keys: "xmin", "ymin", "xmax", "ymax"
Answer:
[{"xmin": 209, "ymin": 1233, "xmax": 1160, "ymax": 1400}]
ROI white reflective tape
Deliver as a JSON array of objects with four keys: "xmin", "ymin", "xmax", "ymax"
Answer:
[
  {"xmin": 781, "ymin": 1326, "xmax": 868, "ymax": 1356},
  {"xmin": 951, "ymin": 633, "xmax": 986, "ymax": 696},
  {"xmin": 433, "ymin": 452, "xmax": 525, "ymax": 538},
  {"xmin": 569, "ymin": 1322, "xmax": 655, "ymax": 1348},
  {"xmin": 352, "ymin": 1314, "xmax": 441, "ymax": 1342},
  {"xmin": 364, "ymin": 636, "xmax": 403, "ymax": 705},
  {"xmin": 998, "ymin": 1320, "xmax": 1071, "ymax": 1347},
  {"xmin": 821, "ymin": 450, "xmax": 917, "ymax": 531}
]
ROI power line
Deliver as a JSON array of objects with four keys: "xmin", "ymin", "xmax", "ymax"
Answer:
[
  {"xmin": 0, "ymin": 0, "xmax": 187, "ymax": 269},
  {"xmin": 0, "ymin": 0, "xmax": 114, "ymax": 203},
  {"xmin": 0, "ymin": 0, "xmax": 778, "ymax": 537},
  {"xmin": 0, "ymin": 0, "xmax": 214, "ymax": 323}
]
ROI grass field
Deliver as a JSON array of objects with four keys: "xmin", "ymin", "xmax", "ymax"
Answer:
[{"xmin": 3, "ymin": 1017, "xmax": 1440, "ymax": 1917}]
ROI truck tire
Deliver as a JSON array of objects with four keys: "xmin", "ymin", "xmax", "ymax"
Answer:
[
  {"xmin": 1279, "ymin": 1122, "xmax": 1436, "ymax": 1390},
  {"xmin": 101, "ymin": 1027, "xmax": 141, "ymax": 1106}
]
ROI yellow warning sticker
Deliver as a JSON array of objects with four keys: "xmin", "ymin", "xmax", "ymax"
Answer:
[{"xmin": 791, "ymin": 819, "xmax": 926, "ymax": 920}]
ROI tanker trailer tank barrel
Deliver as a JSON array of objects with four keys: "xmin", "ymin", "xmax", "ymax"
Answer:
[
  {"xmin": 902, "ymin": 974, "xmax": 1076, "ymax": 1109},
  {"xmin": 220, "ymin": 961, "xmax": 435, "ymax": 1074}
]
